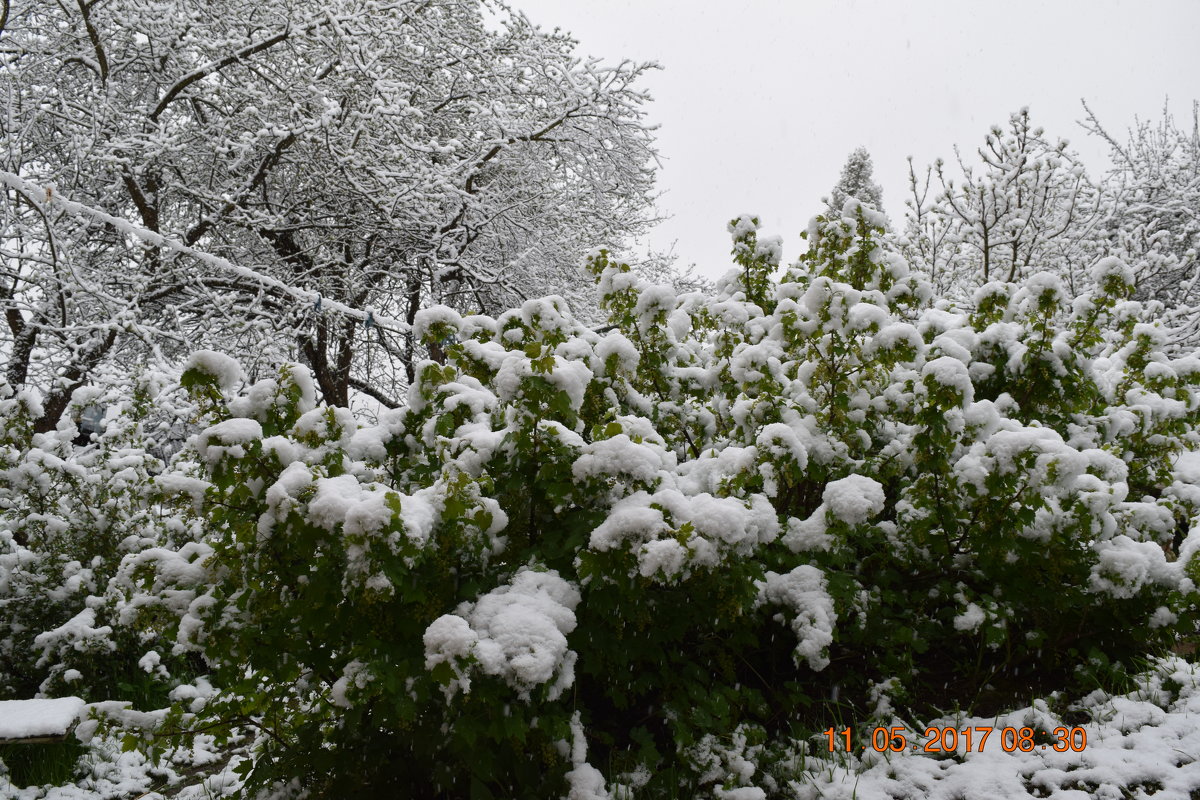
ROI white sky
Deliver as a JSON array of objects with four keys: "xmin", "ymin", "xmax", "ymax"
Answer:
[{"xmin": 511, "ymin": 0, "xmax": 1200, "ymax": 280}]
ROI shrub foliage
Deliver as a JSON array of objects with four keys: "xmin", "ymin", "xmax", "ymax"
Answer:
[{"xmin": 5, "ymin": 204, "xmax": 1200, "ymax": 798}]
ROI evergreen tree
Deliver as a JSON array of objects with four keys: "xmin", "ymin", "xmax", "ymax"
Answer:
[{"xmin": 828, "ymin": 146, "xmax": 885, "ymax": 216}]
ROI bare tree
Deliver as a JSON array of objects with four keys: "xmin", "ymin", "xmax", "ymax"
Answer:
[
  {"xmin": 0, "ymin": 0, "xmax": 659, "ymax": 422},
  {"xmin": 1083, "ymin": 100, "xmax": 1200, "ymax": 344},
  {"xmin": 903, "ymin": 108, "xmax": 1106, "ymax": 301}
]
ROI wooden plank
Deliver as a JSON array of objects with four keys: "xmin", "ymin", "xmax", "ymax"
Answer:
[{"xmin": 0, "ymin": 731, "xmax": 73, "ymax": 745}]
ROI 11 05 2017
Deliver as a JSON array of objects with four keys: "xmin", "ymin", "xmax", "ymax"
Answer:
[{"xmin": 823, "ymin": 726, "xmax": 1087, "ymax": 754}]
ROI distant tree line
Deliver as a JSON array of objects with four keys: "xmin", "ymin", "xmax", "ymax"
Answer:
[{"xmin": 829, "ymin": 104, "xmax": 1199, "ymax": 347}]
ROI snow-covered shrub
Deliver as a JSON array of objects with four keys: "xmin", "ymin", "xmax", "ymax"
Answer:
[
  {"xmin": 129, "ymin": 203, "xmax": 1200, "ymax": 797},
  {"xmin": 0, "ymin": 370, "xmax": 202, "ymax": 704}
]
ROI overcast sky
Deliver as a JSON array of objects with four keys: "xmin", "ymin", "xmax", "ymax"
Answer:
[{"xmin": 510, "ymin": 0, "xmax": 1200, "ymax": 281}]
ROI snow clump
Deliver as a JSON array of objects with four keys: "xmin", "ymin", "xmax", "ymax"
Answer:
[
  {"xmin": 424, "ymin": 568, "xmax": 581, "ymax": 701},
  {"xmin": 822, "ymin": 474, "xmax": 886, "ymax": 525},
  {"xmin": 183, "ymin": 350, "xmax": 244, "ymax": 390}
]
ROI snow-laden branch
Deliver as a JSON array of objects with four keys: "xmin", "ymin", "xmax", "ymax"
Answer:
[{"xmin": 0, "ymin": 171, "xmax": 411, "ymax": 335}]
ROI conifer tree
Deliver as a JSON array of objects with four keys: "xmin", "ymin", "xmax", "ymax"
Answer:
[{"xmin": 828, "ymin": 146, "xmax": 885, "ymax": 216}]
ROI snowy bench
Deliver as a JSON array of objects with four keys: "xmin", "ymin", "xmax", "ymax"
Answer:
[{"xmin": 0, "ymin": 698, "xmax": 86, "ymax": 744}]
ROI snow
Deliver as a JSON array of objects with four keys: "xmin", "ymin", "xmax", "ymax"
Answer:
[
  {"xmin": 424, "ymin": 568, "xmax": 581, "ymax": 700},
  {"xmin": 588, "ymin": 488, "xmax": 778, "ymax": 578},
  {"xmin": 153, "ymin": 473, "xmax": 212, "ymax": 506},
  {"xmin": 412, "ymin": 305, "xmax": 464, "ymax": 342},
  {"xmin": 953, "ymin": 602, "xmax": 987, "ymax": 632},
  {"xmin": 263, "ymin": 462, "xmax": 314, "ymax": 525},
  {"xmin": 292, "ymin": 406, "xmax": 356, "ymax": 450},
  {"xmin": 8, "ymin": 146, "xmax": 1200, "ymax": 799},
  {"xmin": 727, "ymin": 213, "xmax": 760, "ymax": 241},
  {"xmin": 1092, "ymin": 256, "xmax": 1135, "ymax": 288},
  {"xmin": 781, "ymin": 509, "xmax": 832, "ymax": 552},
  {"xmin": 1088, "ymin": 535, "xmax": 1173, "ymax": 598},
  {"xmin": 730, "ymin": 341, "xmax": 785, "ymax": 385},
  {"xmin": 594, "ymin": 332, "xmax": 639, "ymax": 376},
  {"xmin": 840, "ymin": 197, "xmax": 889, "ymax": 230},
  {"xmin": 0, "ymin": 171, "xmax": 412, "ymax": 347},
  {"xmin": 1149, "ymin": 606, "xmax": 1178, "ymax": 628},
  {"xmin": 329, "ymin": 660, "xmax": 372, "ymax": 709},
  {"xmin": 635, "ymin": 538, "xmax": 687, "ymax": 579},
  {"xmin": 922, "ymin": 355, "xmax": 975, "ymax": 400},
  {"xmin": 756, "ymin": 423, "xmax": 810, "ymax": 470},
  {"xmin": 1173, "ymin": 449, "xmax": 1200, "ymax": 484},
  {"xmin": 822, "ymin": 474, "xmax": 886, "ymax": 525},
  {"xmin": 588, "ymin": 494, "xmax": 669, "ymax": 551},
  {"xmin": 756, "ymin": 565, "xmax": 836, "ymax": 670},
  {"xmin": 194, "ymin": 418, "xmax": 263, "ymax": 464},
  {"xmin": 1170, "ymin": 450, "xmax": 1200, "ymax": 511},
  {"xmin": 565, "ymin": 762, "xmax": 612, "ymax": 800},
  {"xmin": 423, "ymin": 614, "xmax": 478, "ymax": 677},
  {"xmin": 494, "ymin": 352, "xmax": 595, "ymax": 409},
  {"xmin": 34, "ymin": 607, "xmax": 115, "ymax": 661},
  {"xmin": 792, "ymin": 657, "xmax": 1200, "ymax": 800},
  {"xmin": 847, "ymin": 301, "xmax": 888, "ymax": 332},
  {"xmin": 182, "ymin": 350, "xmax": 243, "ymax": 390},
  {"xmin": 573, "ymin": 434, "xmax": 672, "ymax": 489},
  {"xmin": 867, "ymin": 322, "xmax": 923, "ymax": 360},
  {"xmin": 456, "ymin": 339, "xmax": 510, "ymax": 376},
  {"xmin": 717, "ymin": 789, "xmax": 766, "ymax": 800},
  {"xmin": 297, "ymin": 474, "xmax": 439, "ymax": 579},
  {"xmin": 228, "ymin": 364, "xmax": 317, "ymax": 421},
  {"xmin": 307, "ymin": 475, "xmax": 373, "ymax": 531},
  {"xmin": 755, "ymin": 234, "xmax": 783, "ymax": 266},
  {"xmin": 0, "ymin": 725, "xmax": 250, "ymax": 798},
  {"xmin": 545, "ymin": 357, "xmax": 594, "ymax": 411},
  {"xmin": 564, "ymin": 710, "xmax": 613, "ymax": 800},
  {"xmin": 0, "ymin": 697, "xmax": 85, "ymax": 739}
]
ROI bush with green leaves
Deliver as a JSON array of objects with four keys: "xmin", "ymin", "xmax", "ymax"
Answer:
[{"xmin": 125, "ymin": 203, "xmax": 1200, "ymax": 798}]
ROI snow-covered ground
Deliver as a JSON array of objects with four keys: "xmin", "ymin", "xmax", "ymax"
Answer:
[
  {"xmin": 0, "ymin": 731, "xmax": 246, "ymax": 800},
  {"xmin": 793, "ymin": 655, "xmax": 1200, "ymax": 799},
  {"xmin": 4, "ymin": 657, "xmax": 1200, "ymax": 799}
]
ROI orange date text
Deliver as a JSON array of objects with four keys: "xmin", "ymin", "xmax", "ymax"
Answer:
[{"xmin": 823, "ymin": 726, "xmax": 1087, "ymax": 753}]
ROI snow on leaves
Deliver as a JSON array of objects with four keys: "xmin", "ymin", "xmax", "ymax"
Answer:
[
  {"xmin": 7, "ymin": 200, "xmax": 1200, "ymax": 797},
  {"xmin": 424, "ymin": 568, "xmax": 581, "ymax": 701}
]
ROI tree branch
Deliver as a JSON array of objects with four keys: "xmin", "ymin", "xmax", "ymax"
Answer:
[
  {"xmin": 150, "ymin": 30, "xmax": 292, "ymax": 122},
  {"xmin": 74, "ymin": 0, "xmax": 108, "ymax": 83}
]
